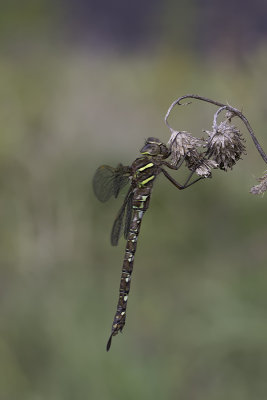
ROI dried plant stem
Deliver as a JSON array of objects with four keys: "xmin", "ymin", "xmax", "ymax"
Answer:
[
  {"xmin": 165, "ymin": 94, "xmax": 267, "ymax": 164},
  {"xmin": 212, "ymin": 106, "xmax": 227, "ymax": 129}
]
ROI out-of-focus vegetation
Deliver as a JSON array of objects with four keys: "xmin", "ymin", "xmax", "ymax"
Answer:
[{"xmin": 1, "ymin": 2, "xmax": 267, "ymax": 400}]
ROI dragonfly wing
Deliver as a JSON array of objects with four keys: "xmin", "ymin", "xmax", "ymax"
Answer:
[
  {"xmin": 114, "ymin": 168, "xmax": 131, "ymax": 198},
  {"xmin": 111, "ymin": 187, "xmax": 132, "ymax": 246},
  {"xmin": 111, "ymin": 213, "xmax": 124, "ymax": 246},
  {"xmin": 93, "ymin": 164, "xmax": 130, "ymax": 202},
  {"xmin": 93, "ymin": 165, "xmax": 116, "ymax": 202}
]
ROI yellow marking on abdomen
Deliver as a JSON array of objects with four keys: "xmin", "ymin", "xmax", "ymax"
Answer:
[
  {"xmin": 140, "ymin": 195, "xmax": 148, "ymax": 201},
  {"xmin": 138, "ymin": 162, "xmax": 154, "ymax": 172},
  {"xmin": 140, "ymin": 175, "xmax": 155, "ymax": 186}
]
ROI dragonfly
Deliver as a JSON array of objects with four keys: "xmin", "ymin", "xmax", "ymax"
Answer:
[{"xmin": 93, "ymin": 137, "xmax": 201, "ymax": 351}]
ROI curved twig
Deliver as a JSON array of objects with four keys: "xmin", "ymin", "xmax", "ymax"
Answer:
[
  {"xmin": 165, "ymin": 94, "xmax": 267, "ymax": 164},
  {"xmin": 212, "ymin": 106, "xmax": 227, "ymax": 130}
]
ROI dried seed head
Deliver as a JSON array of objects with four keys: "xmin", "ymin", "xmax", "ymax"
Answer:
[
  {"xmin": 185, "ymin": 151, "xmax": 218, "ymax": 178},
  {"xmin": 184, "ymin": 149, "xmax": 202, "ymax": 171},
  {"xmin": 250, "ymin": 171, "xmax": 267, "ymax": 195},
  {"xmin": 225, "ymin": 110, "xmax": 236, "ymax": 121},
  {"xmin": 205, "ymin": 120, "xmax": 246, "ymax": 170},
  {"xmin": 195, "ymin": 159, "xmax": 219, "ymax": 178},
  {"xmin": 167, "ymin": 130, "xmax": 203, "ymax": 166}
]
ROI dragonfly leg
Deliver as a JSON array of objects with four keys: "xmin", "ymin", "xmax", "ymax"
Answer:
[
  {"xmin": 162, "ymin": 168, "xmax": 203, "ymax": 190},
  {"xmin": 162, "ymin": 157, "xmax": 185, "ymax": 170},
  {"xmin": 182, "ymin": 170, "xmax": 203, "ymax": 188},
  {"xmin": 183, "ymin": 176, "xmax": 203, "ymax": 188}
]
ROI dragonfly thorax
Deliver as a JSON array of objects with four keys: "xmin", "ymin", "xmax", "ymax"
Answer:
[{"xmin": 140, "ymin": 137, "xmax": 169, "ymax": 159}]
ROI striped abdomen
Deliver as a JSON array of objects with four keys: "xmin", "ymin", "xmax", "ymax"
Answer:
[{"xmin": 106, "ymin": 161, "xmax": 156, "ymax": 351}]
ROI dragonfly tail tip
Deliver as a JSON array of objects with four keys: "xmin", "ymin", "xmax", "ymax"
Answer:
[{"xmin": 106, "ymin": 334, "xmax": 113, "ymax": 351}]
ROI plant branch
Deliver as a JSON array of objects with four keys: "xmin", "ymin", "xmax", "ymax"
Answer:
[{"xmin": 165, "ymin": 94, "xmax": 267, "ymax": 164}]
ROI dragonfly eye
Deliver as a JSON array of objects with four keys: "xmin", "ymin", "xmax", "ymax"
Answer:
[
  {"xmin": 140, "ymin": 143, "xmax": 160, "ymax": 155},
  {"xmin": 146, "ymin": 137, "xmax": 161, "ymax": 144},
  {"xmin": 159, "ymin": 144, "xmax": 170, "ymax": 158},
  {"xmin": 140, "ymin": 137, "xmax": 169, "ymax": 156}
]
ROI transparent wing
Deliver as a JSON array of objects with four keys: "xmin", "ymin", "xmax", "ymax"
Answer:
[
  {"xmin": 93, "ymin": 164, "xmax": 130, "ymax": 202},
  {"xmin": 111, "ymin": 205, "xmax": 125, "ymax": 246},
  {"xmin": 111, "ymin": 187, "xmax": 132, "ymax": 246},
  {"xmin": 113, "ymin": 172, "xmax": 130, "ymax": 198}
]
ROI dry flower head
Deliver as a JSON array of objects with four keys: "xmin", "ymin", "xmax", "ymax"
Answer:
[{"xmin": 205, "ymin": 120, "xmax": 246, "ymax": 170}]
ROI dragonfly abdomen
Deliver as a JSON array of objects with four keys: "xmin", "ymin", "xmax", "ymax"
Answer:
[
  {"xmin": 95, "ymin": 140, "xmax": 172, "ymax": 351},
  {"xmin": 106, "ymin": 185, "xmax": 152, "ymax": 351}
]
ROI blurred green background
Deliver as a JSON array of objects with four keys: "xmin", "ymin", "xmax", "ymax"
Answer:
[{"xmin": 1, "ymin": 1, "xmax": 267, "ymax": 399}]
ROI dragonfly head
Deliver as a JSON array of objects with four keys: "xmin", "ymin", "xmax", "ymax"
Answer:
[{"xmin": 140, "ymin": 137, "xmax": 169, "ymax": 158}]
